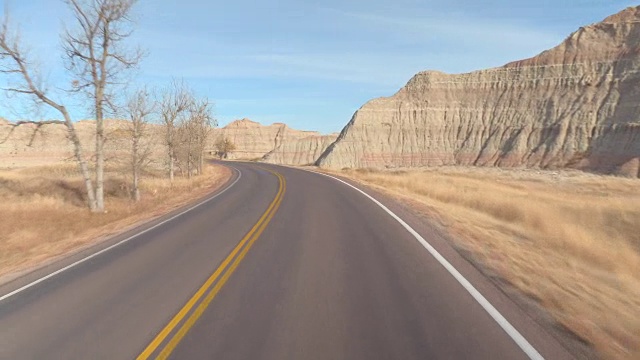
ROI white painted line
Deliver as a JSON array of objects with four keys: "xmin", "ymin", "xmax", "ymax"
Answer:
[
  {"xmin": 0, "ymin": 167, "xmax": 242, "ymax": 303},
  {"xmin": 313, "ymin": 171, "xmax": 544, "ymax": 360}
]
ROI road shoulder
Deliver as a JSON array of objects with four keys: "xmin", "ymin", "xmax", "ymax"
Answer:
[
  {"xmin": 304, "ymin": 167, "xmax": 598, "ymax": 360},
  {"xmin": 0, "ymin": 163, "xmax": 236, "ymax": 296}
]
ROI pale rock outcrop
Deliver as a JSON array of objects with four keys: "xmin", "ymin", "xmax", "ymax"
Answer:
[
  {"xmin": 0, "ymin": 117, "xmax": 320, "ymax": 167},
  {"xmin": 262, "ymin": 134, "xmax": 338, "ymax": 165},
  {"xmin": 210, "ymin": 119, "xmax": 319, "ymax": 160},
  {"xmin": 0, "ymin": 120, "xmax": 137, "ymax": 167},
  {"xmin": 317, "ymin": 6, "xmax": 640, "ymax": 177}
]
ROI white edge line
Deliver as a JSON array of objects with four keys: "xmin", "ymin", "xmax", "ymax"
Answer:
[
  {"xmin": 310, "ymin": 170, "xmax": 544, "ymax": 360},
  {"xmin": 0, "ymin": 166, "xmax": 242, "ymax": 303}
]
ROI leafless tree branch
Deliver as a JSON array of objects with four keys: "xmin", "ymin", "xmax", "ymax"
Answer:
[
  {"xmin": 159, "ymin": 79, "xmax": 193, "ymax": 182},
  {"xmin": 0, "ymin": 7, "xmax": 99, "ymax": 211},
  {"xmin": 61, "ymin": 0, "xmax": 143, "ymax": 211},
  {"xmin": 125, "ymin": 87, "xmax": 154, "ymax": 201},
  {"xmin": 0, "ymin": 120, "xmax": 64, "ymax": 145}
]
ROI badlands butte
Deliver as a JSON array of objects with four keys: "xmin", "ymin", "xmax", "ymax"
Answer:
[
  {"xmin": 2, "ymin": 6, "xmax": 640, "ymax": 177},
  {"xmin": 316, "ymin": 5, "xmax": 640, "ymax": 177}
]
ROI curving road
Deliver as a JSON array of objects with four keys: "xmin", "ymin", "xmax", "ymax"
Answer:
[{"xmin": 0, "ymin": 162, "xmax": 577, "ymax": 359}]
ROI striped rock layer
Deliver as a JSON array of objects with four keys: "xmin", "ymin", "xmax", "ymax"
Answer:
[
  {"xmin": 262, "ymin": 134, "xmax": 338, "ymax": 166},
  {"xmin": 317, "ymin": 6, "xmax": 640, "ymax": 177}
]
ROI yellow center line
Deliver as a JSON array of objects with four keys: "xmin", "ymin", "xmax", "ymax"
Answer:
[
  {"xmin": 157, "ymin": 174, "xmax": 286, "ymax": 359},
  {"xmin": 137, "ymin": 170, "xmax": 286, "ymax": 360}
]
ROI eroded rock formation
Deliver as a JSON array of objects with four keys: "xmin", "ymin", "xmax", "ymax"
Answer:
[
  {"xmin": 317, "ymin": 6, "xmax": 640, "ymax": 177},
  {"xmin": 210, "ymin": 119, "xmax": 319, "ymax": 160},
  {"xmin": 262, "ymin": 134, "xmax": 338, "ymax": 165},
  {"xmin": 0, "ymin": 117, "xmax": 322, "ymax": 167},
  {"xmin": 0, "ymin": 120, "xmax": 135, "ymax": 168}
]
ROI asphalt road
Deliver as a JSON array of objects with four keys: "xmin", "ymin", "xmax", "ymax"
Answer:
[{"xmin": 0, "ymin": 162, "xmax": 578, "ymax": 360}]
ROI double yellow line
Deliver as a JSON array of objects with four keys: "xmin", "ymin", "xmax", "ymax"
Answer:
[{"xmin": 137, "ymin": 170, "xmax": 286, "ymax": 360}]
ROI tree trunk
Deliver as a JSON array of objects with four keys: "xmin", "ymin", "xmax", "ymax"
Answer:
[
  {"xmin": 186, "ymin": 139, "xmax": 192, "ymax": 179},
  {"xmin": 187, "ymin": 154, "xmax": 192, "ymax": 179},
  {"xmin": 167, "ymin": 128, "xmax": 175, "ymax": 183},
  {"xmin": 133, "ymin": 168, "xmax": 140, "ymax": 202},
  {"xmin": 132, "ymin": 133, "xmax": 140, "ymax": 202},
  {"xmin": 63, "ymin": 110, "xmax": 98, "ymax": 211},
  {"xmin": 94, "ymin": 101, "xmax": 105, "ymax": 212},
  {"xmin": 169, "ymin": 152, "xmax": 174, "ymax": 183}
]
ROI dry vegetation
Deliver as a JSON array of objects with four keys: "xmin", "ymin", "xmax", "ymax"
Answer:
[
  {"xmin": 0, "ymin": 162, "xmax": 231, "ymax": 281},
  {"xmin": 336, "ymin": 167, "xmax": 640, "ymax": 360}
]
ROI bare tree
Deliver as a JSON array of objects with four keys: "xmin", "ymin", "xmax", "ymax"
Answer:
[
  {"xmin": 125, "ymin": 88, "xmax": 153, "ymax": 201},
  {"xmin": 159, "ymin": 80, "xmax": 192, "ymax": 182},
  {"xmin": 215, "ymin": 137, "xmax": 236, "ymax": 159},
  {"xmin": 193, "ymin": 98, "xmax": 216, "ymax": 174},
  {"xmin": 0, "ymin": 9, "xmax": 99, "ymax": 211},
  {"xmin": 185, "ymin": 97, "xmax": 214, "ymax": 176},
  {"xmin": 175, "ymin": 116, "xmax": 193, "ymax": 178},
  {"xmin": 63, "ymin": 0, "xmax": 143, "ymax": 211}
]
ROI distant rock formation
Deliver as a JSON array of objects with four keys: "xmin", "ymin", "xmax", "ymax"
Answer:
[
  {"xmin": 210, "ymin": 118, "xmax": 319, "ymax": 160},
  {"xmin": 0, "ymin": 119, "xmax": 133, "ymax": 168},
  {"xmin": 0, "ymin": 117, "xmax": 324, "ymax": 168},
  {"xmin": 317, "ymin": 6, "xmax": 640, "ymax": 178},
  {"xmin": 262, "ymin": 134, "xmax": 338, "ymax": 165}
]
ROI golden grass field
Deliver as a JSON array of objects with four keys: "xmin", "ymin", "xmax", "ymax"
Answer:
[
  {"xmin": 336, "ymin": 167, "xmax": 639, "ymax": 360},
  {"xmin": 0, "ymin": 162, "xmax": 231, "ymax": 282}
]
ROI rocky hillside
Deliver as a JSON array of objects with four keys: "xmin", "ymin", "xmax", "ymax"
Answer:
[
  {"xmin": 0, "ymin": 117, "xmax": 323, "ymax": 167},
  {"xmin": 210, "ymin": 119, "xmax": 318, "ymax": 160},
  {"xmin": 0, "ymin": 119, "xmax": 138, "ymax": 168},
  {"xmin": 262, "ymin": 134, "xmax": 338, "ymax": 165},
  {"xmin": 317, "ymin": 6, "xmax": 640, "ymax": 178}
]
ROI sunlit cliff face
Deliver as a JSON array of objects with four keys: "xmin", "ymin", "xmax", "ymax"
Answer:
[{"xmin": 316, "ymin": 6, "xmax": 640, "ymax": 178}]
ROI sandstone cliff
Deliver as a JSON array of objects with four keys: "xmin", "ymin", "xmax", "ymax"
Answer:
[
  {"xmin": 317, "ymin": 6, "xmax": 640, "ymax": 177},
  {"xmin": 262, "ymin": 134, "xmax": 338, "ymax": 165},
  {"xmin": 210, "ymin": 119, "xmax": 319, "ymax": 160}
]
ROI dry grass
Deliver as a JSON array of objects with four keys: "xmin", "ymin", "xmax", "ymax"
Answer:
[
  {"xmin": 336, "ymin": 167, "xmax": 640, "ymax": 360},
  {"xmin": 0, "ymin": 162, "xmax": 231, "ymax": 281}
]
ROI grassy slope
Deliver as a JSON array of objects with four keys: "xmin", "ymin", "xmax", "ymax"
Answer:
[{"xmin": 0, "ymin": 163, "xmax": 231, "ymax": 281}]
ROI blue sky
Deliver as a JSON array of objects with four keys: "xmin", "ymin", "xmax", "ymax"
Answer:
[{"xmin": 0, "ymin": 0, "xmax": 637, "ymax": 133}]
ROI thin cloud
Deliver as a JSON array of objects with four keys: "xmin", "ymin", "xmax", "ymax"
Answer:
[
  {"xmin": 143, "ymin": 52, "xmax": 414, "ymax": 88},
  {"xmin": 141, "ymin": 7, "xmax": 567, "ymax": 88},
  {"xmin": 320, "ymin": 7, "xmax": 563, "ymax": 53}
]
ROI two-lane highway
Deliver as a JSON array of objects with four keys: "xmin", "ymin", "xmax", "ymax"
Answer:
[{"xmin": 0, "ymin": 162, "xmax": 576, "ymax": 359}]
